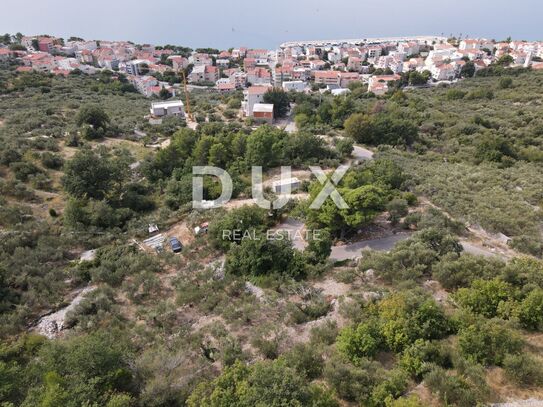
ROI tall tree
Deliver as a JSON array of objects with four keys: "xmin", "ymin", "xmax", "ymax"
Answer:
[{"xmin": 263, "ymin": 88, "xmax": 290, "ymax": 118}]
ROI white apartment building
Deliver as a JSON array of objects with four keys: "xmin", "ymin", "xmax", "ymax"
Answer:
[
  {"xmin": 242, "ymin": 85, "xmax": 271, "ymax": 116},
  {"xmin": 150, "ymin": 100, "xmax": 185, "ymax": 118},
  {"xmin": 282, "ymin": 81, "xmax": 307, "ymax": 92}
]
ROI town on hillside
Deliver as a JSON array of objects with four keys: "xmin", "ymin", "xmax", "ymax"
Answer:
[{"xmin": 2, "ymin": 33, "xmax": 542, "ymax": 123}]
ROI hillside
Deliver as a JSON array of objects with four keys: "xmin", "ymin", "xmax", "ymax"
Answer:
[{"xmin": 1, "ymin": 63, "xmax": 543, "ymax": 407}]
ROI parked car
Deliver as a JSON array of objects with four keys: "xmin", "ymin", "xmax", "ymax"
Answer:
[{"xmin": 168, "ymin": 237, "xmax": 183, "ymax": 253}]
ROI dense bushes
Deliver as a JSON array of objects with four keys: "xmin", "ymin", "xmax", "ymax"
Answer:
[
  {"xmin": 338, "ymin": 290, "xmax": 450, "ymax": 361},
  {"xmin": 344, "ymin": 112, "xmax": 418, "ymax": 146},
  {"xmin": 457, "ymin": 319, "xmax": 523, "ymax": 366},
  {"xmin": 187, "ymin": 360, "xmax": 338, "ymax": 407},
  {"xmin": 503, "ymin": 354, "xmax": 543, "ymax": 387},
  {"xmin": 359, "ymin": 228, "xmax": 462, "ymax": 282},
  {"xmin": 454, "ymin": 279, "xmax": 515, "ymax": 318},
  {"xmin": 0, "ymin": 331, "xmax": 137, "ymax": 407},
  {"xmin": 225, "ymin": 237, "xmax": 307, "ymax": 280},
  {"xmin": 143, "ymin": 124, "xmax": 334, "ymax": 183}
]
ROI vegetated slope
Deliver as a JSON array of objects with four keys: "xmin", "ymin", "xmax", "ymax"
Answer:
[{"xmin": 2, "ymin": 64, "xmax": 543, "ymax": 406}]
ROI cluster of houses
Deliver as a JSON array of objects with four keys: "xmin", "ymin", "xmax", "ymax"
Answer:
[{"xmin": 3, "ymin": 34, "xmax": 543, "ymax": 121}]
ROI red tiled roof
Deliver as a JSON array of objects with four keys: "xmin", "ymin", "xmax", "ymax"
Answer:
[
  {"xmin": 247, "ymin": 85, "xmax": 269, "ymax": 95},
  {"xmin": 218, "ymin": 82, "xmax": 235, "ymax": 90},
  {"xmin": 314, "ymin": 70, "xmax": 339, "ymax": 79}
]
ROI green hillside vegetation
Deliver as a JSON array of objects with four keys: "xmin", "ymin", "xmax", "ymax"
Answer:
[{"xmin": 1, "ymin": 62, "xmax": 543, "ymax": 406}]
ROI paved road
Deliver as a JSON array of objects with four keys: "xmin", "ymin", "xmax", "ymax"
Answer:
[
  {"xmin": 274, "ymin": 217, "xmax": 411, "ymax": 260},
  {"xmin": 330, "ymin": 233, "xmax": 411, "ymax": 261}
]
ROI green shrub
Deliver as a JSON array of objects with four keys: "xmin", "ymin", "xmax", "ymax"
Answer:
[
  {"xmin": 337, "ymin": 320, "xmax": 383, "ymax": 363},
  {"xmin": 454, "ymin": 279, "xmax": 515, "ymax": 318},
  {"xmin": 457, "ymin": 320, "xmax": 523, "ymax": 366},
  {"xmin": 516, "ymin": 289, "xmax": 543, "ymax": 331},
  {"xmin": 503, "ymin": 354, "xmax": 543, "ymax": 386},
  {"xmin": 282, "ymin": 343, "xmax": 324, "ymax": 380},
  {"xmin": 446, "ymin": 89, "xmax": 466, "ymax": 100},
  {"xmin": 399, "ymin": 339, "xmax": 451, "ymax": 379},
  {"xmin": 498, "ymin": 77, "xmax": 513, "ymax": 89},
  {"xmin": 425, "ymin": 367, "xmax": 479, "ymax": 406}
]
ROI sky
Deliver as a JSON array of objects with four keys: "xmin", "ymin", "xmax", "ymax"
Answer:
[{"xmin": 3, "ymin": 0, "xmax": 542, "ymax": 49}]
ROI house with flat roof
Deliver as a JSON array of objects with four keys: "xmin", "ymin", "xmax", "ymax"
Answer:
[
  {"xmin": 252, "ymin": 103, "xmax": 274, "ymax": 124},
  {"xmin": 272, "ymin": 177, "xmax": 301, "ymax": 194},
  {"xmin": 150, "ymin": 100, "xmax": 185, "ymax": 118}
]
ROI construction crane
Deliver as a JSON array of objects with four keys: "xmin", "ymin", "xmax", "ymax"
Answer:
[{"xmin": 180, "ymin": 70, "xmax": 193, "ymax": 121}]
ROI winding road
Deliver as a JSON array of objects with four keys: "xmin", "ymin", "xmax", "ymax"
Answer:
[{"xmin": 330, "ymin": 233, "xmax": 411, "ymax": 261}]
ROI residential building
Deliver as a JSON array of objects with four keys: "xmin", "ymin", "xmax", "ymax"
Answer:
[
  {"xmin": 230, "ymin": 71, "xmax": 248, "ymax": 88},
  {"xmin": 366, "ymin": 46, "xmax": 382, "ymax": 59},
  {"xmin": 398, "ymin": 41, "xmax": 420, "ymax": 56},
  {"xmin": 216, "ymin": 58, "xmax": 230, "ymax": 67},
  {"xmin": 21, "ymin": 36, "xmax": 36, "ymax": 50},
  {"xmin": 247, "ymin": 67, "xmax": 271, "ymax": 85},
  {"xmin": 124, "ymin": 59, "xmax": 151, "ymax": 76},
  {"xmin": 168, "ymin": 55, "xmax": 189, "ymax": 71},
  {"xmin": 272, "ymin": 178, "xmax": 300, "ymax": 193},
  {"xmin": 243, "ymin": 58, "xmax": 257, "ymax": 70},
  {"xmin": 282, "ymin": 81, "xmax": 307, "ymax": 92},
  {"xmin": 188, "ymin": 65, "xmax": 219, "ymax": 83},
  {"xmin": 189, "ymin": 53, "xmax": 213, "ymax": 66},
  {"xmin": 38, "ymin": 37, "xmax": 55, "ymax": 53},
  {"xmin": 339, "ymin": 72, "xmax": 360, "ymax": 88},
  {"xmin": 347, "ymin": 56, "xmax": 363, "ymax": 72},
  {"xmin": 431, "ymin": 63, "xmax": 456, "ymax": 81},
  {"xmin": 367, "ymin": 74, "xmax": 401, "ymax": 95},
  {"xmin": 231, "ymin": 47, "xmax": 247, "ymax": 59},
  {"xmin": 459, "ymin": 39, "xmax": 480, "ymax": 50},
  {"xmin": 0, "ymin": 49, "xmax": 12, "ymax": 61},
  {"xmin": 273, "ymin": 66, "xmax": 293, "ymax": 87},
  {"xmin": 22, "ymin": 53, "xmax": 55, "ymax": 72},
  {"xmin": 150, "ymin": 100, "xmax": 185, "ymax": 117},
  {"xmin": 130, "ymin": 75, "xmax": 159, "ymax": 96},
  {"xmin": 314, "ymin": 70, "xmax": 340, "ymax": 86},
  {"xmin": 252, "ymin": 103, "xmax": 274, "ymax": 124},
  {"xmin": 217, "ymin": 82, "xmax": 236, "ymax": 92},
  {"xmin": 242, "ymin": 85, "xmax": 271, "ymax": 116}
]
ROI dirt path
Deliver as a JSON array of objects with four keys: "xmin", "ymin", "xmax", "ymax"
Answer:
[
  {"xmin": 34, "ymin": 286, "xmax": 96, "ymax": 338},
  {"xmin": 419, "ymin": 197, "xmax": 518, "ymax": 260},
  {"xmin": 223, "ymin": 193, "xmax": 309, "ymax": 210}
]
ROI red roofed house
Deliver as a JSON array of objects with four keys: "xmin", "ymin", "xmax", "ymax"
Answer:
[
  {"xmin": 188, "ymin": 65, "xmax": 219, "ymax": 83},
  {"xmin": 168, "ymin": 55, "xmax": 189, "ymax": 71},
  {"xmin": 0, "ymin": 48, "xmax": 12, "ymax": 61},
  {"xmin": 38, "ymin": 37, "xmax": 55, "ymax": 53},
  {"xmin": 22, "ymin": 53, "xmax": 55, "ymax": 72},
  {"xmin": 339, "ymin": 72, "xmax": 360, "ymax": 88},
  {"xmin": 247, "ymin": 67, "xmax": 271, "ymax": 85},
  {"xmin": 217, "ymin": 82, "xmax": 236, "ymax": 92},
  {"xmin": 314, "ymin": 70, "xmax": 340, "ymax": 86},
  {"xmin": 459, "ymin": 39, "xmax": 479, "ymax": 50},
  {"xmin": 431, "ymin": 63, "xmax": 456, "ymax": 81},
  {"xmin": 347, "ymin": 56, "xmax": 363, "ymax": 72},
  {"xmin": 243, "ymin": 58, "xmax": 257, "ymax": 70},
  {"xmin": 367, "ymin": 74, "xmax": 401, "ymax": 95}
]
